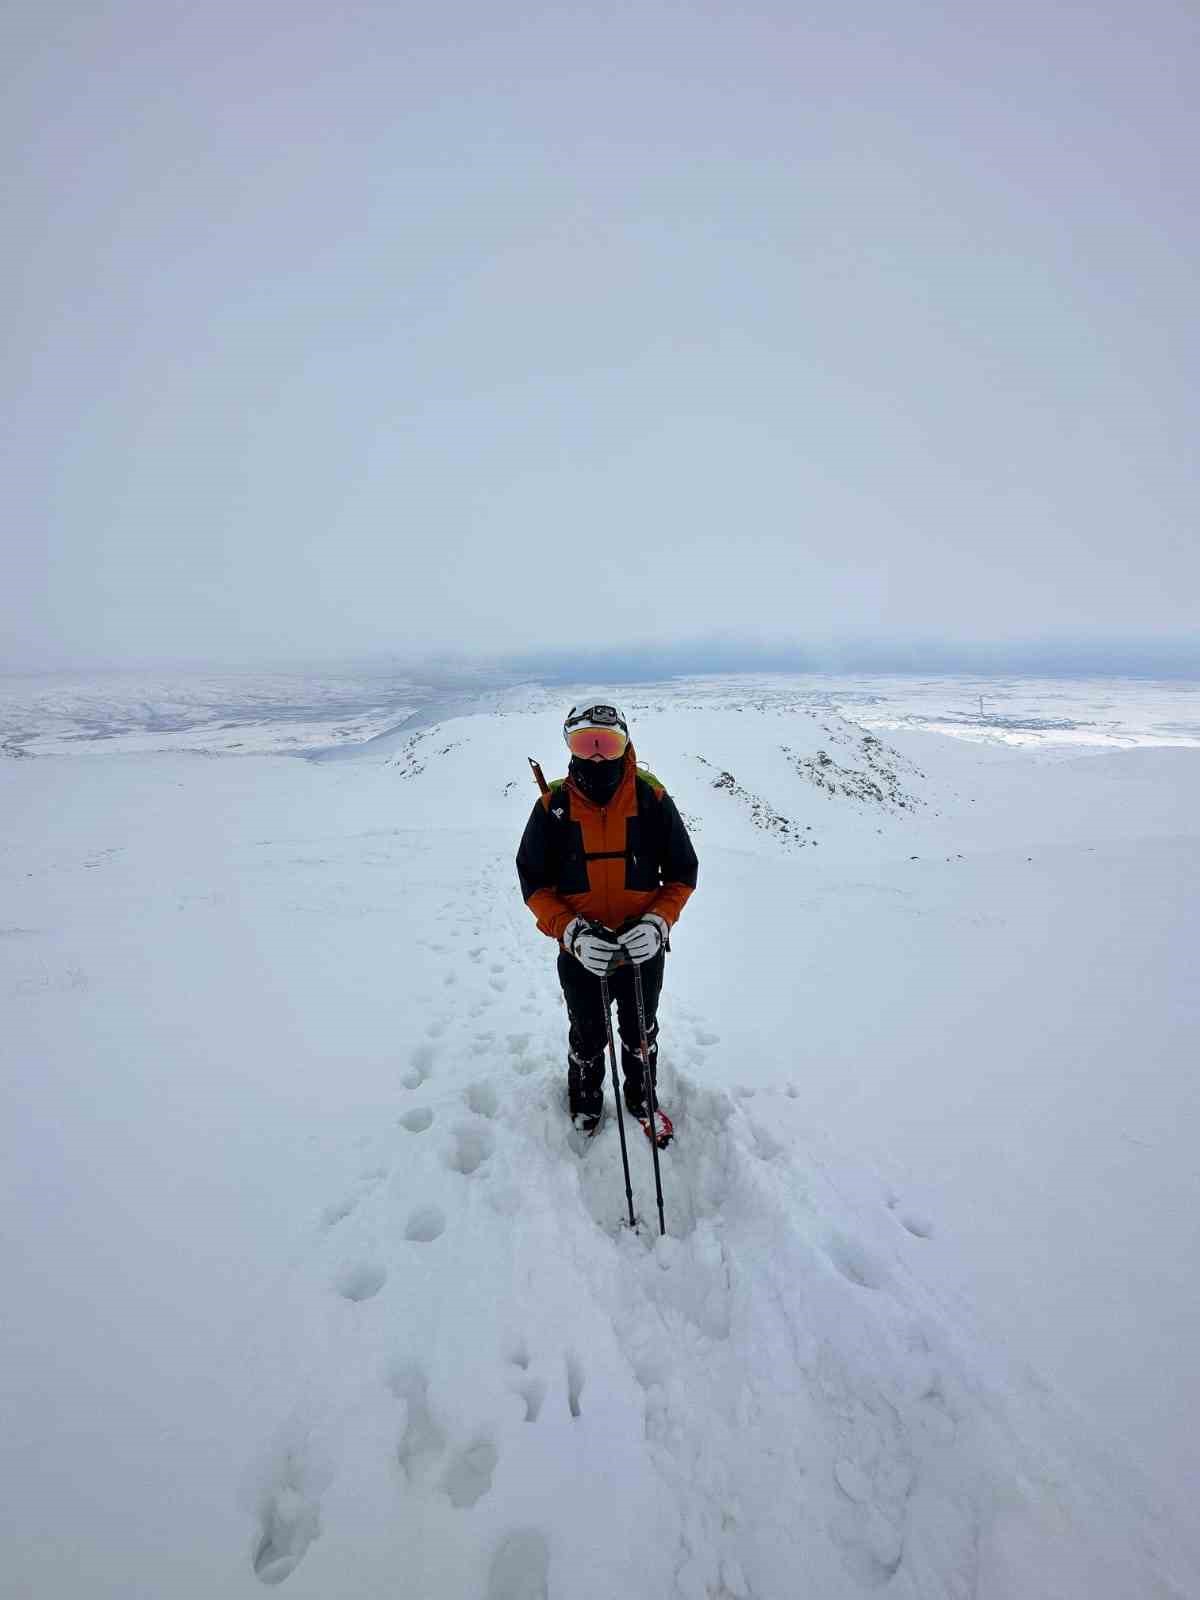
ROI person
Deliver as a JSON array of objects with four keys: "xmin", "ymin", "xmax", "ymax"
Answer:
[{"xmin": 515, "ymin": 697, "xmax": 699, "ymax": 1144}]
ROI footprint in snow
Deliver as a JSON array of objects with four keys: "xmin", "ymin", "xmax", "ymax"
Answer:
[
  {"xmin": 442, "ymin": 1438, "xmax": 499, "ymax": 1509},
  {"xmin": 887, "ymin": 1197, "xmax": 935, "ymax": 1239},
  {"xmin": 898, "ymin": 1213, "xmax": 934, "ymax": 1239},
  {"xmin": 319, "ymin": 1194, "xmax": 358, "ymax": 1230},
  {"xmin": 747, "ymin": 1119, "xmax": 786, "ymax": 1162},
  {"xmin": 503, "ymin": 1342, "xmax": 569, "ymax": 1422},
  {"xmin": 506, "ymin": 1035, "xmax": 536, "ymax": 1076},
  {"xmin": 646, "ymin": 1220, "xmax": 734, "ymax": 1340},
  {"xmin": 916, "ymin": 1375, "xmax": 959, "ymax": 1443},
  {"xmin": 829, "ymin": 1493, "xmax": 905, "ymax": 1588},
  {"xmin": 826, "ymin": 1233, "xmax": 889, "ymax": 1292},
  {"xmin": 486, "ymin": 1183, "xmax": 522, "ymax": 1218},
  {"xmin": 683, "ymin": 1026, "xmax": 720, "ymax": 1066},
  {"xmin": 465, "ymin": 1081, "xmax": 500, "ymax": 1118},
  {"xmin": 249, "ymin": 1433, "xmax": 328, "ymax": 1587},
  {"xmin": 566, "ymin": 1353, "xmax": 585, "ymax": 1419},
  {"xmin": 404, "ymin": 1042, "xmax": 435, "ymax": 1089},
  {"xmin": 822, "ymin": 1367, "xmax": 915, "ymax": 1589},
  {"xmin": 445, "ymin": 1124, "xmax": 495, "ymax": 1176},
  {"xmin": 252, "ymin": 1494, "xmax": 317, "ymax": 1586},
  {"xmin": 487, "ymin": 1530, "xmax": 550, "ymax": 1600},
  {"xmin": 390, "ymin": 1356, "xmax": 502, "ymax": 1504},
  {"xmin": 511, "ymin": 1374, "xmax": 546, "ymax": 1423},
  {"xmin": 318, "ymin": 1162, "xmax": 388, "ymax": 1230},
  {"xmin": 390, "ymin": 1361, "xmax": 446, "ymax": 1483},
  {"xmin": 405, "ymin": 1205, "xmax": 446, "ymax": 1243},
  {"xmin": 333, "ymin": 1261, "xmax": 387, "ymax": 1303},
  {"xmin": 399, "ymin": 1107, "xmax": 434, "ymax": 1133}
]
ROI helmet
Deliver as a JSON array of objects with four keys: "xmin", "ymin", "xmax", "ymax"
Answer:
[{"xmin": 563, "ymin": 696, "xmax": 629, "ymax": 743}]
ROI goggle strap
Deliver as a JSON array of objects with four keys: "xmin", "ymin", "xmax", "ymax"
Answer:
[{"xmin": 566, "ymin": 704, "xmax": 625, "ymax": 730}]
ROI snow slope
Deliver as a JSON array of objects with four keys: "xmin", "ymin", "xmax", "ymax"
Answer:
[{"xmin": 2, "ymin": 683, "xmax": 1198, "ymax": 1599}]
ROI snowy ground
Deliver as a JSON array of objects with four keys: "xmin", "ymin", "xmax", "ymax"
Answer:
[
  {"xmin": 0, "ymin": 664, "xmax": 435, "ymax": 758},
  {"xmin": 4, "ymin": 667, "xmax": 1199, "ymax": 759},
  {"xmin": 2, "ymin": 673, "xmax": 1198, "ymax": 1598}
]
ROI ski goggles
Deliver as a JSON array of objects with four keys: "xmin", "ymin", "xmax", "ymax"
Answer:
[{"xmin": 565, "ymin": 725, "xmax": 629, "ymax": 760}]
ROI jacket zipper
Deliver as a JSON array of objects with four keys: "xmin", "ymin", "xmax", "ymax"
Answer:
[{"xmin": 601, "ymin": 805, "xmax": 610, "ymax": 928}]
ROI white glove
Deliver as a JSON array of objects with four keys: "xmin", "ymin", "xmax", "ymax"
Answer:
[
  {"xmin": 617, "ymin": 914, "xmax": 669, "ymax": 965},
  {"xmin": 563, "ymin": 917, "xmax": 622, "ymax": 977}
]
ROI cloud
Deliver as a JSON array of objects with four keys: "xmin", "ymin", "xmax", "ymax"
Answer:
[{"xmin": 3, "ymin": 0, "xmax": 1196, "ymax": 669}]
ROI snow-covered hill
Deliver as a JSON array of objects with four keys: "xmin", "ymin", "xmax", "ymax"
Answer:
[{"xmin": 2, "ymin": 680, "xmax": 1198, "ymax": 1598}]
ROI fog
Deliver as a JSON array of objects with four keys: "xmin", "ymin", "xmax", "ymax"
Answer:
[{"xmin": 4, "ymin": 0, "xmax": 1196, "ymax": 670}]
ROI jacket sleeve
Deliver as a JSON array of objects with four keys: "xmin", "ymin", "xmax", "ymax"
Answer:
[
  {"xmin": 516, "ymin": 798, "xmax": 576, "ymax": 942},
  {"xmin": 647, "ymin": 791, "xmax": 698, "ymax": 927}
]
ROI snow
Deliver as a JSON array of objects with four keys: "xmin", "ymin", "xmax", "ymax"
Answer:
[
  {"xmin": 1, "ymin": 673, "xmax": 1198, "ymax": 1598},
  {"xmin": 0, "ymin": 665, "xmax": 430, "ymax": 757}
]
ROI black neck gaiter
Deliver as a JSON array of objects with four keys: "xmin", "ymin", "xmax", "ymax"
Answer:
[{"xmin": 569, "ymin": 754, "xmax": 625, "ymax": 805}]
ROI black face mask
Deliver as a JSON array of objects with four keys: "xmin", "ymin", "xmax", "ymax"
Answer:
[{"xmin": 569, "ymin": 753, "xmax": 625, "ymax": 804}]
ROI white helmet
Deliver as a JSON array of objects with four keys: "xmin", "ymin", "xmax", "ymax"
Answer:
[{"xmin": 563, "ymin": 696, "xmax": 629, "ymax": 745}]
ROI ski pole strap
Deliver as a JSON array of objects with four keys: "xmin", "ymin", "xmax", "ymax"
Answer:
[{"xmin": 528, "ymin": 756, "xmax": 549, "ymax": 795}]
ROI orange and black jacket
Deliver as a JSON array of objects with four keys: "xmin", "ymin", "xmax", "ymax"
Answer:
[{"xmin": 516, "ymin": 745, "xmax": 698, "ymax": 944}]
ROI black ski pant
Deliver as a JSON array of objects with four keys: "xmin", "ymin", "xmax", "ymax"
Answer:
[{"xmin": 557, "ymin": 949, "xmax": 664, "ymax": 1109}]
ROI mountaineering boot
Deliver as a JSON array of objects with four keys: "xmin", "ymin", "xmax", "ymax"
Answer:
[
  {"xmin": 621, "ymin": 1032, "xmax": 659, "ymax": 1117},
  {"xmin": 568, "ymin": 1049, "xmax": 605, "ymax": 1137},
  {"xmin": 621, "ymin": 1044, "xmax": 672, "ymax": 1148}
]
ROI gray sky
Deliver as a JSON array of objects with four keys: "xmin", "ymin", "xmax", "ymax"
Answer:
[{"xmin": 4, "ymin": 0, "xmax": 1197, "ymax": 668}]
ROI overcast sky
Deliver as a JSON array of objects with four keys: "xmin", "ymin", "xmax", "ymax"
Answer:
[{"xmin": 4, "ymin": 0, "xmax": 1197, "ymax": 669}]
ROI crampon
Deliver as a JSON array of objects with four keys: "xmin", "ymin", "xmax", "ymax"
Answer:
[{"xmin": 636, "ymin": 1107, "xmax": 673, "ymax": 1149}]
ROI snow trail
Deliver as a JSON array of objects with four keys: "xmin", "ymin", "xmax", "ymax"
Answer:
[
  {"xmin": 3, "ymin": 682, "xmax": 1198, "ymax": 1597},
  {"xmin": 239, "ymin": 803, "xmax": 1194, "ymax": 1599}
]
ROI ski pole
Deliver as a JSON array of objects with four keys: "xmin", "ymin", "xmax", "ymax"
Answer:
[
  {"xmin": 632, "ymin": 962, "xmax": 666, "ymax": 1235},
  {"xmin": 599, "ymin": 967, "xmax": 637, "ymax": 1229}
]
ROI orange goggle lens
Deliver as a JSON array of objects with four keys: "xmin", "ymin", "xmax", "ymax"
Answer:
[{"xmin": 566, "ymin": 726, "xmax": 628, "ymax": 760}]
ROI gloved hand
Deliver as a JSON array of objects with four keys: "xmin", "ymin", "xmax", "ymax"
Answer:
[
  {"xmin": 563, "ymin": 917, "xmax": 623, "ymax": 977},
  {"xmin": 617, "ymin": 913, "xmax": 669, "ymax": 965}
]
